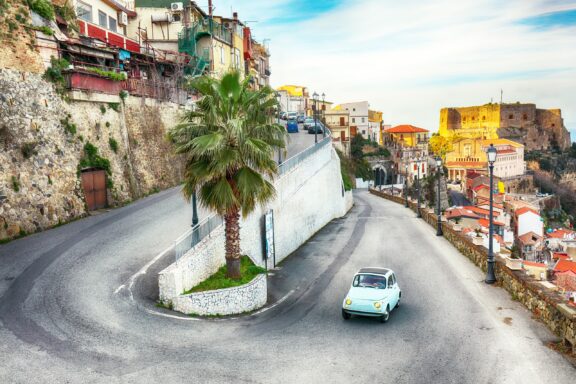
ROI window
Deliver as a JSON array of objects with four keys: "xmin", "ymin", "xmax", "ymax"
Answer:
[
  {"xmin": 352, "ymin": 118, "xmax": 355, "ymax": 123},
  {"xmin": 353, "ymin": 274, "xmax": 387, "ymax": 289},
  {"xmin": 523, "ymin": 114, "xmax": 527, "ymax": 120},
  {"xmin": 482, "ymin": 116, "xmax": 486, "ymax": 121},
  {"xmin": 98, "ymin": 10, "xmax": 107, "ymax": 28},
  {"xmin": 508, "ymin": 114, "xmax": 514, "ymax": 119},
  {"xmin": 220, "ymin": 46, "xmax": 225, "ymax": 64},
  {"xmin": 172, "ymin": 13, "xmax": 181, "ymax": 22},
  {"xmin": 361, "ymin": 117, "xmax": 365, "ymax": 123},
  {"xmin": 108, "ymin": 16, "xmax": 117, "ymax": 32},
  {"xmin": 77, "ymin": 1, "xmax": 92, "ymax": 22}
]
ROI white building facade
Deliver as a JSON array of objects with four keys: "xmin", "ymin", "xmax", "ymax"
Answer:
[
  {"xmin": 339, "ymin": 101, "xmax": 369, "ymax": 139},
  {"xmin": 516, "ymin": 209, "xmax": 543, "ymax": 238},
  {"xmin": 482, "ymin": 139, "xmax": 525, "ymax": 179}
]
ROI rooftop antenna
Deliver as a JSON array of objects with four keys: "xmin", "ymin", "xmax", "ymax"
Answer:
[{"xmin": 500, "ymin": 89, "xmax": 503, "ymax": 105}]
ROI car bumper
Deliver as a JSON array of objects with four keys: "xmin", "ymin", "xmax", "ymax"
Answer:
[{"xmin": 342, "ymin": 304, "xmax": 383, "ymax": 316}]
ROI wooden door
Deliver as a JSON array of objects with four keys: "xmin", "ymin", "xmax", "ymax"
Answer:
[
  {"xmin": 81, "ymin": 169, "xmax": 107, "ymax": 211},
  {"xmin": 350, "ymin": 126, "xmax": 357, "ymax": 136},
  {"xmin": 340, "ymin": 117, "xmax": 345, "ymax": 126},
  {"xmin": 340, "ymin": 131, "xmax": 346, "ymax": 141}
]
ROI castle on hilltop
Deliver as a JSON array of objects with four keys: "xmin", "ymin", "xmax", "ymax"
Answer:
[{"xmin": 439, "ymin": 103, "xmax": 571, "ymax": 151}]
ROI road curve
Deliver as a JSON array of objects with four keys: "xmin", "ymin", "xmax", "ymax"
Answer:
[{"xmin": 1, "ymin": 186, "xmax": 574, "ymax": 381}]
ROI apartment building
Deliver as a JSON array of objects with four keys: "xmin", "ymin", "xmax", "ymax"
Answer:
[{"xmin": 335, "ymin": 102, "xmax": 369, "ymax": 139}]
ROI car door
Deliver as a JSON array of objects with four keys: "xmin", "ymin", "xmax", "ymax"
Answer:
[
  {"xmin": 386, "ymin": 275, "xmax": 397, "ymax": 309},
  {"xmin": 389, "ymin": 273, "xmax": 400, "ymax": 308}
]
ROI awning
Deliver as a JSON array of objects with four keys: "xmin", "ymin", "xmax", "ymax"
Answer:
[{"xmin": 66, "ymin": 44, "xmax": 116, "ymax": 60}]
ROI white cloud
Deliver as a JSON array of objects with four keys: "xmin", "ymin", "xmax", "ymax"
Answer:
[{"xmin": 203, "ymin": 0, "xmax": 576, "ymax": 132}]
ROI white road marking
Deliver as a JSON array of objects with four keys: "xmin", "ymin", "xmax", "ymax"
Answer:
[
  {"xmin": 114, "ymin": 243, "xmax": 175, "ymax": 299},
  {"xmin": 143, "ymin": 307, "xmax": 201, "ymax": 321}
]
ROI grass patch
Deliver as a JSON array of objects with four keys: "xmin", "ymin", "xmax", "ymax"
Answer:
[
  {"xmin": 108, "ymin": 137, "xmax": 119, "ymax": 153},
  {"xmin": 183, "ymin": 256, "xmax": 266, "ymax": 294}
]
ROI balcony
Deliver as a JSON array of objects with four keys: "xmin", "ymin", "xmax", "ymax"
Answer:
[
  {"xmin": 77, "ymin": 20, "xmax": 140, "ymax": 53},
  {"xmin": 193, "ymin": 19, "xmax": 232, "ymax": 45}
]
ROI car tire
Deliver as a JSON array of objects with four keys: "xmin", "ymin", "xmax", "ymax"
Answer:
[
  {"xmin": 395, "ymin": 293, "xmax": 401, "ymax": 309},
  {"xmin": 380, "ymin": 306, "xmax": 390, "ymax": 323},
  {"xmin": 342, "ymin": 309, "xmax": 351, "ymax": 320}
]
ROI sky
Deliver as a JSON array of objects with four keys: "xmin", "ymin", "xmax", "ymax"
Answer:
[{"xmin": 203, "ymin": 0, "xmax": 576, "ymax": 135}]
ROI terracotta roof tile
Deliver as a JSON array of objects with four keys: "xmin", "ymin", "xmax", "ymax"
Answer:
[
  {"xmin": 518, "ymin": 231, "xmax": 542, "ymax": 245},
  {"xmin": 554, "ymin": 260, "xmax": 576, "ymax": 274},
  {"xmin": 523, "ymin": 261, "xmax": 546, "ymax": 268},
  {"xmin": 387, "ymin": 125, "xmax": 429, "ymax": 133},
  {"xmin": 515, "ymin": 207, "xmax": 540, "ymax": 217}
]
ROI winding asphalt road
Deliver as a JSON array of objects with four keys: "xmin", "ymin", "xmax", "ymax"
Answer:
[{"xmin": 1, "ymin": 137, "xmax": 575, "ymax": 382}]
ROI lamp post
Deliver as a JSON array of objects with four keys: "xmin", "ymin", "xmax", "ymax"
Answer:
[
  {"xmin": 275, "ymin": 92, "xmax": 282, "ymax": 164},
  {"xmin": 322, "ymin": 92, "xmax": 326, "ymax": 138},
  {"xmin": 436, "ymin": 156, "xmax": 443, "ymax": 236},
  {"xmin": 485, "ymin": 144, "xmax": 498, "ymax": 284},
  {"xmin": 313, "ymin": 91, "xmax": 319, "ymax": 144},
  {"xmin": 192, "ymin": 191, "xmax": 199, "ymax": 228},
  {"xmin": 416, "ymin": 157, "xmax": 422, "ymax": 218},
  {"xmin": 404, "ymin": 163, "xmax": 409, "ymax": 207}
]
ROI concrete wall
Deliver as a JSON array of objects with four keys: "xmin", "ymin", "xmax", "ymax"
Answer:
[
  {"xmin": 369, "ymin": 188, "xmax": 576, "ymax": 353},
  {"xmin": 159, "ymin": 142, "xmax": 353, "ymax": 311},
  {"xmin": 0, "ymin": 68, "xmax": 185, "ymax": 241}
]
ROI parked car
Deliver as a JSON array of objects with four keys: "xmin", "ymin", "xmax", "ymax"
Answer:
[
  {"xmin": 342, "ymin": 268, "xmax": 401, "ymax": 323},
  {"xmin": 287, "ymin": 112, "xmax": 298, "ymax": 120},
  {"xmin": 297, "ymin": 115, "xmax": 306, "ymax": 123},
  {"xmin": 303, "ymin": 118, "xmax": 315, "ymax": 128},
  {"xmin": 280, "ymin": 112, "xmax": 287, "ymax": 120},
  {"xmin": 307, "ymin": 124, "xmax": 324, "ymax": 134},
  {"xmin": 286, "ymin": 120, "xmax": 299, "ymax": 133}
]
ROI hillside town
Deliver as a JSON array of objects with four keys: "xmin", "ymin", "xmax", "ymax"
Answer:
[{"xmin": 0, "ymin": 0, "xmax": 575, "ymax": 383}]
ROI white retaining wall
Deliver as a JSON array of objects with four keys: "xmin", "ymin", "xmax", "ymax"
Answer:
[
  {"xmin": 172, "ymin": 274, "xmax": 267, "ymax": 316},
  {"xmin": 159, "ymin": 143, "xmax": 353, "ymax": 313}
]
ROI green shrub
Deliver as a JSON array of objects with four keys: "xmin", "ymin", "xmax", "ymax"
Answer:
[
  {"xmin": 78, "ymin": 143, "xmax": 112, "ymax": 185},
  {"xmin": 31, "ymin": 25, "xmax": 53, "ymax": 36},
  {"xmin": 21, "ymin": 142, "xmax": 37, "ymax": 159},
  {"xmin": 100, "ymin": 105, "xmax": 106, "ymax": 114},
  {"xmin": 11, "ymin": 176, "xmax": 20, "ymax": 192},
  {"xmin": 183, "ymin": 256, "xmax": 265, "ymax": 293},
  {"xmin": 27, "ymin": 0, "xmax": 55, "ymax": 21},
  {"xmin": 105, "ymin": 121, "xmax": 110, "ymax": 128},
  {"xmin": 119, "ymin": 90, "xmax": 128, "ymax": 101},
  {"xmin": 86, "ymin": 67, "xmax": 127, "ymax": 82},
  {"xmin": 43, "ymin": 57, "xmax": 70, "ymax": 96},
  {"xmin": 108, "ymin": 137, "xmax": 119, "ymax": 153},
  {"xmin": 60, "ymin": 117, "xmax": 77, "ymax": 135},
  {"xmin": 108, "ymin": 102, "xmax": 120, "ymax": 112}
]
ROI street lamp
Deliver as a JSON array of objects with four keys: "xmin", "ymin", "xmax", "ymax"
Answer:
[
  {"xmin": 404, "ymin": 163, "xmax": 409, "ymax": 207},
  {"xmin": 436, "ymin": 156, "xmax": 443, "ymax": 236},
  {"xmin": 322, "ymin": 92, "xmax": 326, "ymax": 138},
  {"xmin": 275, "ymin": 92, "xmax": 282, "ymax": 164},
  {"xmin": 485, "ymin": 144, "xmax": 498, "ymax": 284},
  {"xmin": 313, "ymin": 91, "xmax": 319, "ymax": 144},
  {"xmin": 416, "ymin": 157, "xmax": 422, "ymax": 218}
]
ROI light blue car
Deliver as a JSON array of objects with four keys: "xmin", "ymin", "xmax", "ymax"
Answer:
[{"xmin": 342, "ymin": 268, "xmax": 401, "ymax": 323}]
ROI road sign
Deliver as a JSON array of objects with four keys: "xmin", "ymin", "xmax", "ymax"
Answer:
[{"xmin": 264, "ymin": 210, "xmax": 276, "ymax": 268}]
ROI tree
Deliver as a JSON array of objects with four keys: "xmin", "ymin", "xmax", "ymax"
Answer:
[
  {"xmin": 428, "ymin": 134, "xmax": 452, "ymax": 157},
  {"xmin": 168, "ymin": 72, "xmax": 287, "ymax": 278}
]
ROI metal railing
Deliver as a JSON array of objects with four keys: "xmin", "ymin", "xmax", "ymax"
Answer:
[
  {"xmin": 174, "ymin": 214, "xmax": 223, "ymax": 262},
  {"xmin": 278, "ymin": 130, "xmax": 332, "ymax": 176}
]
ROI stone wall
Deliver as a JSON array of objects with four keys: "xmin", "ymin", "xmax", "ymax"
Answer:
[
  {"xmin": 369, "ymin": 188, "xmax": 576, "ymax": 353},
  {"xmin": 159, "ymin": 142, "xmax": 353, "ymax": 314},
  {"xmin": 0, "ymin": 68, "xmax": 185, "ymax": 241},
  {"xmin": 172, "ymin": 274, "xmax": 267, "ymax": 316}
]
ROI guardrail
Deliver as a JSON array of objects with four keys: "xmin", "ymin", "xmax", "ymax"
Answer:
[
  {"xmin": 278, "ymin": 130, "xmax": 331, "ymax": 176},
  {"xmin": 173, "ymin": 130, "xmax": 332, "ymax": 260},
  {"xmin": 174, "ymin": 215, "xmax": 223, "ymax": 262}
]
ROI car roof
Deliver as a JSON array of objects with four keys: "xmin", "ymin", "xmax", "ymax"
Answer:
[{"xmin": 357, "ymin": 267, "xmax": 391, "ymax": 276}]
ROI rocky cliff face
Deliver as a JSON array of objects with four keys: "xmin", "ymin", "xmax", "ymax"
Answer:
[{"xmin": 0, "ymin": 68, "xmax": 185, "ymax": 241}]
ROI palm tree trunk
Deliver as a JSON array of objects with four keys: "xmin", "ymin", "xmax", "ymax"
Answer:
[{"xmin": 224, "ymin": 208, "xmax": 242, "ymax": 279}]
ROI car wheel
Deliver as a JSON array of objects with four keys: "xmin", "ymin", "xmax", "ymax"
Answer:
[
  {"xmin": 342, "ymin": 309, "xmax": 351, "ymax": 320},
  {"xmin": 395, "ymin": 293, "xmax": 401, "ymax": 309},
  {"xmin": 380, "ymin": 306, "xmax": 390, "ymax": 323}
]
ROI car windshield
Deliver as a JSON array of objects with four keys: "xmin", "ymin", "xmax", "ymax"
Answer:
[{"xmin": 353, "ymin": 274, "xmax": 387, "ymax": 289}]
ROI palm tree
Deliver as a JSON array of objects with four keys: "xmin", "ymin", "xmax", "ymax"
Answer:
[{"xmin": 168, "ymin": 71, "xmax": 287, "ymax": 279}]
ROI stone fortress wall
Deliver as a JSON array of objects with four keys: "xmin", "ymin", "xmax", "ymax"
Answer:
[
  {"xmin": 0, "ymin": 68, "xmax": 186, "ymax": 241},
  {"xmin": 439, "ymin": 103, "xmax": 571, "ymax": 151}
]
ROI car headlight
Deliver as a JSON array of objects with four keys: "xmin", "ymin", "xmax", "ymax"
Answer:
[
  {"xmin": 345, "ymin": 298, "xmax": 352, "ymax": 306},
  {"xmin": 374, "ymin": 302, "xmax": 381, "ymax": 309}
]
